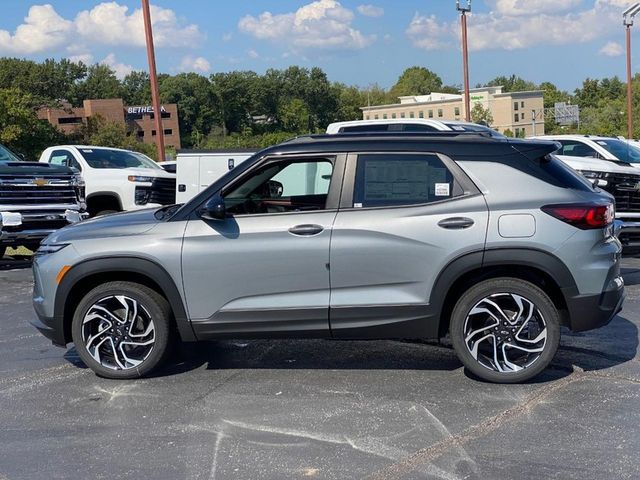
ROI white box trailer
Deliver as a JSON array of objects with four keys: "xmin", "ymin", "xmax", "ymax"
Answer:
[{"xmin": 175, "ymin": 149, "xmax": 255, "ymax": 203}]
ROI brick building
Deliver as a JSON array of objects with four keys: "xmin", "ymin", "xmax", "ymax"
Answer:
[{"xmin": 37, "ymin": 98, "xmax": 181, "ymax": 149}]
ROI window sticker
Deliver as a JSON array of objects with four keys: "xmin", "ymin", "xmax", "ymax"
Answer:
[
  {"xmin": 435, "ymin": 183, "xmax": 450, "ymax": 196},
  {"xmin": 354, "ymin": 202, "xmax": 363, "ymax": 208},
  {"xmin": 81, "ymin": 149, "xmax": 93, "ymax": 153},
  {"xmin": 596, "ymin": 141, "xmax": 607, "ymax": 146}
]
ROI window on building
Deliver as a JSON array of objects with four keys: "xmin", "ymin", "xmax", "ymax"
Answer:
[
  {"xmin": 514, "ymin": 113, "xmax": 519, "ymax": 122},
  {"xmin": 419, "ymin": 111, "xmax": 424, "ymax": 118},
  {"xmin": 58, "ymin": 117, "xmax": 83, "ymax": 125},
  {"xmin": 353, "ymin": 153, "xmax": 459, "ymax": 208},
  {"xmin": 374, "ymin": 114, "xmax": 379, "ymax": 120},
  {"xmin": 150, "ymin": 112, "xmax": 172, "ymax": 119},
  {"xmin": 152, "ymin": 130, "xmax": 156, "ymax": 136},
  {"xmin": 428, "ymin": 110, "xmax": 434, "ymax": 118},
  {"xmin": 454, "ymin": 107, "xmax": 460, "ymax": 117},
  {"xmin": 392, "ymin": 113, "xmax": 397, "ymax": 119},
  {"xmin": 164, "ymin": 129, "xmax": 173, "ymax": 135},
  {"xmin": 400, "ymin": 112, "xmax": 405, "ymax": 118},
  {"xmin": 409, "ymin": 112, "xmax": 414, "ymax": 118},
  {"xmin": 437, "ymin": 109, "xmax": 443, "ymax": 118},
  {"xmin": 521, "ymin": 101, "xmax": 525, "ymax": 108},
  {"xmin": 514, "ymin": 102, "xmax": 519, "ymax": 111},
  {"xmin": 137, "ymin": 131, "xmax": 145, "ymax": 138},
  {"xmin": 383, "ymin": 114, "xmax": 388, "ymax": 119},
  {"xmin": 521, "ymin": 112, "xmax": 525, "ymax": 120}
]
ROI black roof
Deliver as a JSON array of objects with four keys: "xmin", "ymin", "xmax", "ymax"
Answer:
[{"xmin": 254, "ymin": 132, "xmax": 559, "ymax": 161}]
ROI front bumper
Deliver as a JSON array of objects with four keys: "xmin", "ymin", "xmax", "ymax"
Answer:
[
  {"xmin": 0, "ymin": 208, "xmax": 89, "ymax": 246},
  {"xmin": 563, "ymin": 276, "xmax": 625, "ymax": 332},
  {"xmin": 615, "ymin": 219, "xmax": 640, "ymax": 251},
  {"xmin": 30, "ymin": 313, "xmax": 66, "ymax": 347}
]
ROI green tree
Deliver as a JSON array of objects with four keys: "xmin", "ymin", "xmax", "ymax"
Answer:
[
  {"xmin": 0, "ymin": 87, "xmax": 63, "ymax": 159},
  {"xmin": 70, "ymin": 64, "xmax": 122, "ymax": 105},
  {"xmin": 278, "ymin": 98, "xmax": 310, "ymax": 133},
  {"xmin": 389, "ymin": 66, "xmax": 443, "ymax": 98},
  {"xmin": 470, "ymin": 102, "xmax": 493, "ymax": 126},
  {"xmin": 122, "ymin": 71, "xmax": 151, "ymax": 106},
  {"xmin": 159, "ymin": 72, "xmax": 217, "ymax": 147},
  {"xmin": 485, "ymin": 75, "xmax": 537, "ymax": 92}
]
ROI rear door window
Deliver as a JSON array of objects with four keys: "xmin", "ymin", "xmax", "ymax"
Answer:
[{"xmin": 352, "ymin": 153, "xmax": 460, "ymax": 208}]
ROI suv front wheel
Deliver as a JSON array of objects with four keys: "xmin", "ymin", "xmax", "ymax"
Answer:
[
  {"xmin": 450, "ymin": 278, "xmax": 560, "ymax": 383},
  {"xmin": 71, "ymin": 281, "xmax": 172, "ymax": 379}
]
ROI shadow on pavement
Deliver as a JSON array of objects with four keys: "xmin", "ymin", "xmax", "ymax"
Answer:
[
  {"xmin": 63, "ymin": 315, "xmax": 638, "ymax": 383},
  {"xmin": 0, "ymin": 255, "xmax": 32, "ymax": 271}
]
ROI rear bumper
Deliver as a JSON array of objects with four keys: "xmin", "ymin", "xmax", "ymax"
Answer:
[{"xmin": 563, "ymin": 276, "xmax": 625, "ymax": 332}]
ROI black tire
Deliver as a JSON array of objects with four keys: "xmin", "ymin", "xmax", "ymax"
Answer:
[
  {"xmin": 71, "ymin": 281, "xmax": 172, "ymax": 379},
  {"xmin": 450, "ymin": 278, "xmax": 560, "ymax": 383},
  {"xmin": 0, "ymin": 246, "xmax": 6, "ymax": 259}
]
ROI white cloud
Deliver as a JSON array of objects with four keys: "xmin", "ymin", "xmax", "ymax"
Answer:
[
  {"xmin": 179, "ymin": 55, "xmax": 211, "ymax": 72},
  {"xmin": 239, "ymin": 0, "xmax": 375, "ymax": 54},
  {"xmin": 0, "ymin": 4, "xmax": 73, "ymax": 54},
  {"xmin": 69, "ymin": 53, "xmax": 94, "ymax": 64},
  {"xmin": 357, "ymin": 4, "xmax": 384, "ymax": 17},
  {"xmin": 0, "ymin": 2, "xmax": 203, "ymax": 56},
  {"xmin": 75, "ymin": 2, "xmax": 203, "ymax": 48},
  {"xmin": 100, "ymin": 53, "xmax": 133, "ymax": 79},
  {"xmin": 489, "ymin": 0, "xmax": 583, "ymax": 16},
  {"xmin": 408, "ymin": 1, "xmax": 626, "ymax": 52},
  {"xmin": 600, "ymin": 41, "xmax": 624, "ymax": 56},
  {"xmin": 406, "ymin": 13, "xmax": 454, "ymax": 51},
  {"xmin": 247, "ymin": 49, "xmax": 259, "ymax": 59}
]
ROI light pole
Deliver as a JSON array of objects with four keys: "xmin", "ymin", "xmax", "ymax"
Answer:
[
  {"xmin": 623, "ymin": 3, "xmax": 640, "ymax": 140},
  {"xmin": 457, "ymin": 0, "xmax": 472, "ymax": 122},
  {"xmin": 141, "ymin": 0, "xmax": 166, "ymax": 161}
]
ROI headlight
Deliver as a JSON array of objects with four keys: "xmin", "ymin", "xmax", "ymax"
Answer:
[
  {"xmin": 577, "ymin": 170, "xmax": 608, "ymax": 186},
  {"xmin": 128, "ymin": 175, "xmax": 154, "ymax": 183},
  {"xmin": 35, "ymin": 244, "xmax": 69, "ymax": 256},
  {"xmin": 71, "ymin": 174, "xmax": 85, "ymax": 187}
]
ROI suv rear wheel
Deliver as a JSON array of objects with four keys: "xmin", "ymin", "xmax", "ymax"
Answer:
[
  {"xmin": 71, "ymin": 281, "xmax": 172, "ymax": 379},
  {"xmin": 450, "ymin": 278, "xmax": 560, "ymax": 383}
]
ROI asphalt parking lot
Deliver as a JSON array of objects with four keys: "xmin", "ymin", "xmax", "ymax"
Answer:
[{"xmin": 0, "ymin": 256, "xmax": 639, "ymax": 480}]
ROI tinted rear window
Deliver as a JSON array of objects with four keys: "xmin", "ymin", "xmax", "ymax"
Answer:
[{"xmin": 538, "ymin": 154, "xmax": 594, "ymax": 192}]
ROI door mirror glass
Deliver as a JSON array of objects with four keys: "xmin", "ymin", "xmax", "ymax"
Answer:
[{"xmin": 200, "ymin": 195, "xmax": 226, "ymax": 220}]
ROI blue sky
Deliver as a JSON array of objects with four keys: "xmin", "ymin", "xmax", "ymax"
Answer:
[{"xmin": 0, "ymin": 1, "xmax": 635, "ymax": 92}]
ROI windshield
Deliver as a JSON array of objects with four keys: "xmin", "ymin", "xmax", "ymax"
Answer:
[
  {"xmin": 78, "ymin": 148, "xmax": 162, "ymax": 170},
  {"xmin": 593, "ymin": 139, "xmax": 640, "ymax": 163},
  {"xmin": 443, "ymin": 122, "xmax": 506, "ymax": 138},
  {"xmin": 0, "ymin": 144, "xmax": 22, "ymax": 163}
]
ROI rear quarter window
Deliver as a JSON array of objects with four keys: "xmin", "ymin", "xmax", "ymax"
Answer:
[
  {"xmin": 353, "ymin": 153, "xmax": 462, "ymax": 208},
  {"xmin": 537, "ymin": 154, "xmax": 594, "ymax": 192}
]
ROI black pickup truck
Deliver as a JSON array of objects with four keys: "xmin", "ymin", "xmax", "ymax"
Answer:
[{"xmin": 0, "ymin": 144, "xmax": 87, "ymax": 258}]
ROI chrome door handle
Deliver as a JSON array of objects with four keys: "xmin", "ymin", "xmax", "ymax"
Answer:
[
  {"xmin": 288, "ymin": 224, "xmax": 324, "ymax": 236},
  {"xmin": 438, "ymin": 217, "xmax": 474, "ymax": 230}
]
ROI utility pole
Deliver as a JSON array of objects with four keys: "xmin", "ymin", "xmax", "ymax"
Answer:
[
  {"xmin": 623, "ymin": 3, "xmax": 640, "ymax": 140},
  {"xmin": 457, "ymin": 0, "xmax": 472, "ymax": 122},
  {"xmin": 141, "ymin": 0, "xmax": 165, "ymax": 161}
]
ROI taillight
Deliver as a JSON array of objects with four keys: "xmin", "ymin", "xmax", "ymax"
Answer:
[{"xmin": 541, "ymin": 203, "xmax": 614, "ymax": 229}]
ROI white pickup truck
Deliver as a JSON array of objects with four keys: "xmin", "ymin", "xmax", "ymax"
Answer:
[{"xmin": 39, "ymin": 146, "xmax": 176, "ymax": 216}]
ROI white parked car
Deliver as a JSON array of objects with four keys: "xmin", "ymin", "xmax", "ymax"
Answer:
[
  {"xmin": 530, "ymin": 134, "xmax": 640, "ymax": 166},
  {"xmin": 39, "ymin": 146, "xmax": 176, "ymax": 216},
  {"xmin": 326, "ymin": 119, "xmax": 506, "ymax": 137}
]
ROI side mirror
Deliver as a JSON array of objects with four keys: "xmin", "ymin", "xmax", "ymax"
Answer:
[
  {"xmin": 267, "ymin": 180, "xmax": 284, "ymax": 198},
  {"xmin": 200, "ymin": 195, "xmax": 226, "ymax": 220}
]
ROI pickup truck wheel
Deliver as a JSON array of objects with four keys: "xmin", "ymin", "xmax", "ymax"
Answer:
[
  {"xmin": 71, "ymin": 281, "xmax": 172, "ymax": 379},
  {"xmin": 0, "ymin": 246, "xmax": 5, "ymax": 259},
  {"xmin": 450, "ymin": 278, "xmax": 560, "ymax": 384}
]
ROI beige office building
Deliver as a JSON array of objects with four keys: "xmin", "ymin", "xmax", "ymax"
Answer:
[{"xmin": 361, "ymin": 86, "xmax": 545, "ymax": 136}]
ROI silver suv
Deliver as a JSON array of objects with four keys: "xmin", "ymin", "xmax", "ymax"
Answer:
[{"xmin": 31, "ymin": 133, "xmax": 624, "ymax": 383}]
